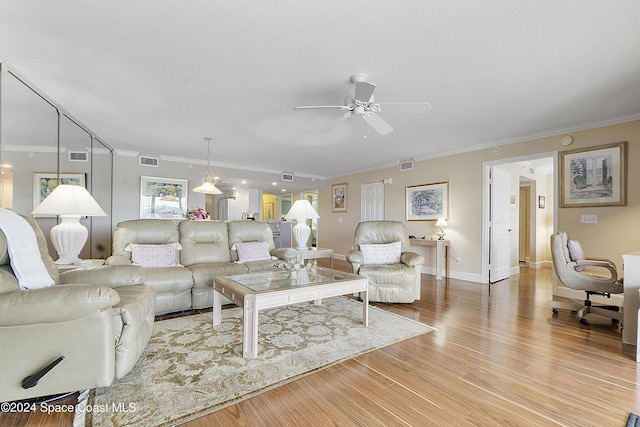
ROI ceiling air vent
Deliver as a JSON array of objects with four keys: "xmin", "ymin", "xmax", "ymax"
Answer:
[
  {"xmin": 139, "ymin": 156, "xmax": 159, "ymax": 167},
  {"xmin": 399, "ymin": 160, "xmax": 414, "ymax": 171},
  {"xmin": 282, "ymin": 172, "xmax": 294, "ymax": 182},
  {"xmin": 68, "ymin": 151, "xmax": 88, "ymax": 162}
]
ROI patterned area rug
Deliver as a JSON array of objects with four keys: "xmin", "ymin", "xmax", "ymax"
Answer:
[{"xmin": 84, "ymin": 296, "xmax": 434, "ymax": 427}]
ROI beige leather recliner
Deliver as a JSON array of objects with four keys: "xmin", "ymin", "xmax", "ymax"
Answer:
[
  {"xmin": 0, "ymin": 216, "xmax": 155, "ymax": 402},
  {"xmin": 347, "ymin": 221, "xmax": 425, "ymax": 303}
]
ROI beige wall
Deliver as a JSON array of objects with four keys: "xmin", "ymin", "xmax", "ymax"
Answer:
[{"xmin": 319, "ymin": 120, "xmax": 640, "ymax": 283}]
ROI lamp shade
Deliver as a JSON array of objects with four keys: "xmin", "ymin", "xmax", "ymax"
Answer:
[
  {"xmin": 32, "ymin": 184, "xmax": 106, "ymax": 216},
  {"xmin": 285, "ymin": 200, "xmax": 319, "ymax": 220},
  {"xmin": 192, "ymin": 176, "xmax": 222, "ymax": 194},
  {"xmin": 435, "ymin": 218, "xmax": 447, "ymax": 227}
]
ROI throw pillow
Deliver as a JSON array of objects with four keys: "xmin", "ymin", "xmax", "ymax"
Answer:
[
  {"xmin": 125, "ymin": 243, "xmax": 182, "ymax": 268},
  {"xmin": 360, "ymin": 241, "xmax": 402, "ymax": 265},
  {"xmin": 567, "ymin": 239, "xmax": 585, "ymax": 272},
  {"xmin": 233, "ymin": 241, "xmax": 272, "ymax": 263}
]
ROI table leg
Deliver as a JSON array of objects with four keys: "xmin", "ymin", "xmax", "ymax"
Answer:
[
  {"xmin": 243, "ymin": 298, "xmax": 259, "ymax": 358},
  {"xmin": 361, "ymin": 288, "xmax": 369, "ymax": 326},
  {"xmin": 212, "ymin": 289, "xmax": 222, "ymax": 326},
  {"xmin": 435, "ymin": 242, "xmax": 443, "ymax": 281}
]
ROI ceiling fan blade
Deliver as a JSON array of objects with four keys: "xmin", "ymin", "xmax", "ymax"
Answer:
[
  {"xmin": 319, "ymin": 114, "xmax": 350, "ymax": 133},
  {"xmin": 365, "ymin": 113, "xmax": 393, "ymax": 135},
  {"xmin": 294, "ymin": 105, "xmax": 346, "ymax": 110},
  {"xmin": 354, "ymin": 81, "xmax": 376, "ymax": 103},
  {"xmin": 376, "ymin": 102, "xmax": 432, "ymax": 114}
]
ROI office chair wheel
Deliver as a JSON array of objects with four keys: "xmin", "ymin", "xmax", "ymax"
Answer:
[
  {"xmin": 580, "ymin": 318, "xmax": 589, "ymax": 325},
  {"xmin": 552, "ymin": 308, "xmax": 559, "ymax": 315},
  {"xmin": 612, "ymin": 319, "xmax": 620, "ymax": 325}
]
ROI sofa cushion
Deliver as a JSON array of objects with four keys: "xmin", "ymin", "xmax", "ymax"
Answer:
[
  {"xmin": 360, "ymin": 241, "xmax": 401, "ymax": 265},
  {"xmin": 125, "ymin": 243, "xmax": 181, "ymax": 268},
  {"xmin": 179, "ymin": 220, "xmax": 231, "ymax": 266},
  {"xmin": 233, "ymin": 241, "xmax": 273, "ymax": 263}
]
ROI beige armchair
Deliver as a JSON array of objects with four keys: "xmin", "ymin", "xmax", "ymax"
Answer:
[
  {"xmin": 0, "ymin": 215, "xmax": 155, "ymax": 402},
  {"xmin": 347, "ymin": 221, "xmax": 425, "ymax": 303},
  {"xmin": 549, "ymin": 231, "xmax": 623, "ymax": 325}
]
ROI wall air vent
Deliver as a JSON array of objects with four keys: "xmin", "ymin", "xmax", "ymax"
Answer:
[
  {"xmin": 68, "ymin": 151, "xmax": 88, "ymax": 162},
  {"xmin": 399, "ymin": 160, "xmax": 414, "ymax": 171},
  {"xmin": 282, "ymin": 172, "xmax": 294, "ymax": 182},
  {"xmin": 139, "ymin": 156, "xmax": 159, "ymax": 167}
]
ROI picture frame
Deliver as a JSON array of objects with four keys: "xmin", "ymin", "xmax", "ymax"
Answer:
[
  {"xmin": 265, "ymin": 202, "xmax": 275, "ymax": 221},
  {"xmin": 331, "ymin": 183, "xmax": 347, "ymax": 213},
  {"xmin": 559, "ymin": 141, "xmax": 627, "ymax": 208},
  {"xmin": 140, "ymin": 176, "xmax": 188, "ymax": 219},
  {"xmin": 538, "ymin": 195, "xmax": 546, "ymax": 209},
  {"xmin": 406, "ymin": 182, "xmax": 449, "ymax": 221},
  {"xmin": 33, "ymin": 172, "xmax": 86, "ymax": 216}
]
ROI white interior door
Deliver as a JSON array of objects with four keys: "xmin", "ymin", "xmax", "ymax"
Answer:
[
  {"xmin": 490, "ymin": 166, "xmax": 511, "ymax": 282},
  {"xmin": 361, "ymin": 182, "xmax": 384, "ymax": 221}
]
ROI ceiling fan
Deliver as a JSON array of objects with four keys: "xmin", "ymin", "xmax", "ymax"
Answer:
[{"xmin": 294, "ymin": 73, "xmax": 432, "ymax": 137}]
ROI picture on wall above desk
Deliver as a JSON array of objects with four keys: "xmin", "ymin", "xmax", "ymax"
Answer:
[
  {"xmin": 406, "ymin": 182, "xmax": 448, "ymax": 221},
  {"xmin": 33, "ymin": 172, "xmax": 86, "ymax": 216},
  {"xmin": 560, "ymin": 141, "xmax": 627, "ymax": 208},
  {"xmin": 140, "ymin": 176, "xmax": 187, "ymax": 219}
]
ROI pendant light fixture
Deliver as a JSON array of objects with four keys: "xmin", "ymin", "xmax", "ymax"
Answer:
[{"xmin": 192, "ymin": 137, "xmax": 222, "ymax": 194}]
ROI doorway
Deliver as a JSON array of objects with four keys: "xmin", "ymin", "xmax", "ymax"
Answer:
[{"xmin": 481, "ymin": 152, "xmax": 557, "ymax": 283}]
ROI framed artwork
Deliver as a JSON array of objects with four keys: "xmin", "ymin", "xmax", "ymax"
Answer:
[
  {"xmin": 560, "ymin": 141, "xmax": 627, "ymax": 208},
  {"xmin": 538, "ymin": 195, "xmax": 546, "ymax": 209},
  {"xmin": 140, "ymin": 176, "xmax": 187, "ymax": 219},
  {"xmin": 33, "ymin": 172, "xmax": 86, "ymax": 215},
  {"xmin": 406, "ymin": 182, "xmax": 449, "ymax": 221},
  {"xmin": 332, "ymin": 183, "xmax": 347, "ymax": 213},
  {"xmin": 265, "ymin": 202, "xmax": 275, "ymax": 221}
]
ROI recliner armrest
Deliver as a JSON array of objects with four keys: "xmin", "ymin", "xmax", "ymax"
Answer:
[
  {"xmin": 271, "ymin": 247, "xmax": 297, "ymax": 262},
  {"xmin": 346, "ymin": 250, "xmax": 364, "ymax": 265},
  {"xmin": 0, "ymin": 284, "xmax": 120, "ymax": 326},
  {"xmin": 105, "ymin": 255, "xmax": 132, "ymax": 265},
  {"xmin": 401, "ymin": 252, "xmax": 425, "ymax": 267},
  {"xmin": 59, "ymin": 265, "xmax": 147, "ymax": 288}
]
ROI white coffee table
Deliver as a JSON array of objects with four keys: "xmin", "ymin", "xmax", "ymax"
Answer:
[{"xmin": 212, "ymin": 267, "xmax": 368, "ymax": 358}]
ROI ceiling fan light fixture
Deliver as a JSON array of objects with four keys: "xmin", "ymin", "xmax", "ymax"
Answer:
[{"xmin": 192, "ymin": 137, "xmax": 222, "ymax": 195}]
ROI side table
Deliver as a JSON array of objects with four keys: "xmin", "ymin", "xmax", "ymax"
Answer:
[{"xmin": 295, "ymin": 247, "xmax": 334, "ymax": 269}]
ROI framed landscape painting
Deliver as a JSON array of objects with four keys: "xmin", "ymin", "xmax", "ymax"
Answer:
[
  {"xmin": 406, "ymin": 182, "xmax": 448, "ymax": 221},
  {"xmin": 33, "ymin": 172, "xmax": 86, "ymax": 215},
  {"xmin": 560, "ymin": 142, "xmax": 627, "ymax": 208},
  {"xmin": 140, "ymin": 176, "xmax": 188, "ymax": 219}
]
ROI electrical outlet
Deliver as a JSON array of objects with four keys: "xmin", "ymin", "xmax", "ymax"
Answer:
[
  {"xmin": 455, "ymin": 257, "xmax": 462, "ymax": 264},
  {"xmin": 337, "ymin": 218, "xmax": 343, "ymax": 223}
]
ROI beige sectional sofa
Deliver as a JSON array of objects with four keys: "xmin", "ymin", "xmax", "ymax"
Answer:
[{"xmin": 106, "ymin": 219, "xmax": 297, "ymax": 314}]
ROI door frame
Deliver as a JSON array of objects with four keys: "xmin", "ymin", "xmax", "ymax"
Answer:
[{"xmin": 481, "ymin": 151, "xmax": 558, "ymax": 283}]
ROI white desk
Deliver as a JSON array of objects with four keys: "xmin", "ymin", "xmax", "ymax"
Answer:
[
  {"xmin": 409, "ymin": 239, "xmax": 450, "ymax": 280},
  {"xmin": 622, "ymin": 251, "xmax": 640, "ymax": 359}
]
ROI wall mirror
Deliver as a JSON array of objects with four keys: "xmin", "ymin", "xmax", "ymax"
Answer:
[{"xmin": 0, "ymin": 64, "xmax": 114, "ymax": 259}]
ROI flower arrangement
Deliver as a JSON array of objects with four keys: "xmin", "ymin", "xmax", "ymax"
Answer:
[{"xmin": 185, "ymin": 207, "xmax": 210, "ymax": 220}]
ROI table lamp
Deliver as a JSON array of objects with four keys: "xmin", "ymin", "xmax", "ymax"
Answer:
[
  {"xmin": 435, "ymin": 218, "xmax": 447, "ymax": 240},
  {"xmin": 285, "ymin": 200, "xmax": 319, "ymax": 250},
  {"xmin": 32, "ymin": 184, "xmax": 106, "ymax": 264}
]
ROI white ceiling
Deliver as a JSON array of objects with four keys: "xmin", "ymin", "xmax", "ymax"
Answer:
[{"xmin": 1, "ymin": 1, "xmax": 640, "ymax": 190}]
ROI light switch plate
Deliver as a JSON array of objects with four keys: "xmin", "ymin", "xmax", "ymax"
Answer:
[{"xmin": 581, "ymin": 215, "xmax": 598, "ymax": 224}]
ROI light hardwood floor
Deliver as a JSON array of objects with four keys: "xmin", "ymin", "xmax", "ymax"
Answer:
[{"xmin": 3, "ymin": 260, "xmax": 638, "ymax": 426}]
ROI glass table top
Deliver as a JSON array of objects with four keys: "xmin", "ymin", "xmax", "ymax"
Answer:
[{"xmin": 223, "ymin": 267, "xmax": 360, "ymax": 293}]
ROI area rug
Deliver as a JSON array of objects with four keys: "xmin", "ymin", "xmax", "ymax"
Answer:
[{"xmin": 82, "ymin": 296, "xmax": 434, "ymax": 427}]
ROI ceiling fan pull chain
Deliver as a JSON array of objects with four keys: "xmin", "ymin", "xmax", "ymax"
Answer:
[{"xmin": 363, "ymin": 117, "xmax": 368, "ymax": 139}]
